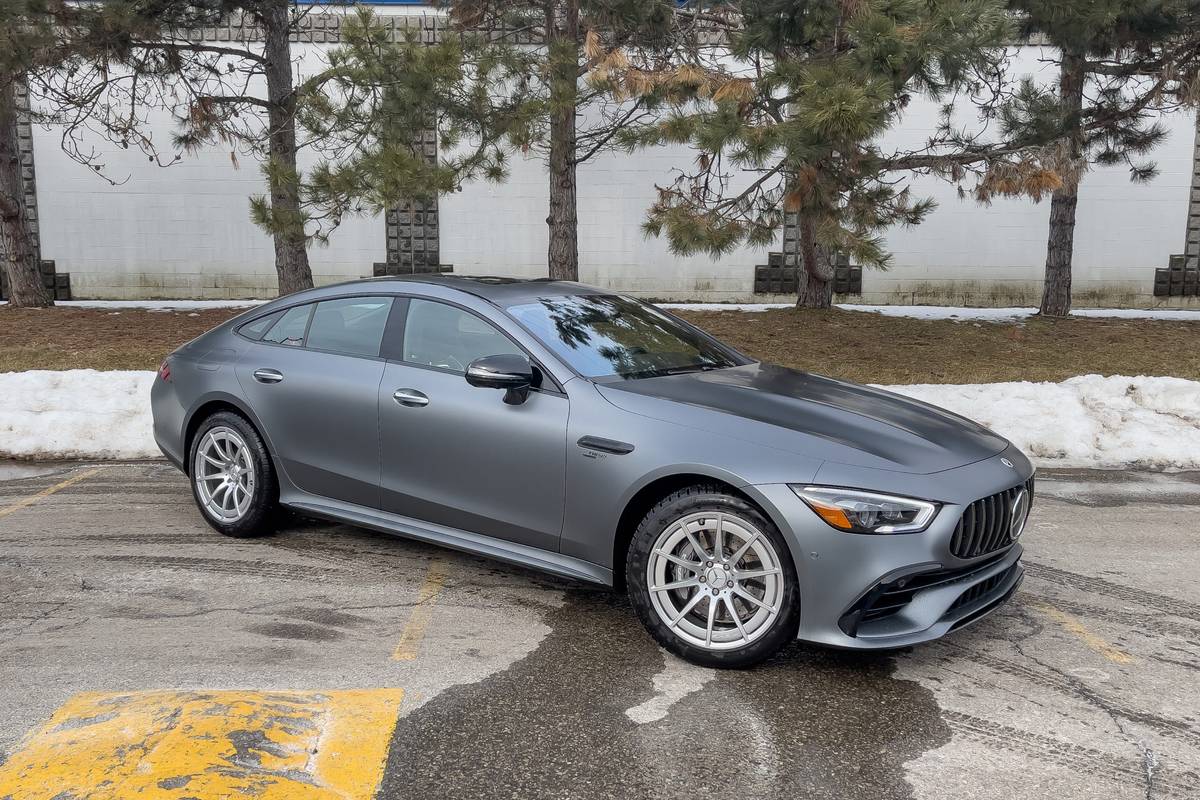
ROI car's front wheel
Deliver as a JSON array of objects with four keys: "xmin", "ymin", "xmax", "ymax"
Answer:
[
  {"xmin": 627, "ymin": 485, "xmax": 800, "ymax": 668},
  {"xmin": 189, "ymin": 411, "xmax": 279, "ymax": 538}
]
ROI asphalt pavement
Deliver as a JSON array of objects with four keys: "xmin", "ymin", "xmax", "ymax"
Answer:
[{"xmin": 0, "ymin": 462, "xmax": 1197, "ymax": 799}]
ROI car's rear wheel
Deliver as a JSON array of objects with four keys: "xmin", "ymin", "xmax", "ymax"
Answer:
[
  {"xmin": 627, "ymin": 485, "xmax": 800, "ymax": 668},
  {"xmin": 189, "ymin": 411, "xmax": 278, "ymax": 538}
]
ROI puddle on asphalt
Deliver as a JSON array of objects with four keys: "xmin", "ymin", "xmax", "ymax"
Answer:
[{"xmin": 378, "ymin": 587, "xmax": 949, "ymax": 799}]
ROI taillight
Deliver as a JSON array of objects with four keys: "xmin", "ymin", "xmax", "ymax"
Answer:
[{"xmin": 158, "ymin": 359, "xmax": 172, "ymax": 382}]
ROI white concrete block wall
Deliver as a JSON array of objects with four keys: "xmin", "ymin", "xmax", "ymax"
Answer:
[{"xmin": 23, "ymin": 36, "xmax": 1200, "ymax": 304}]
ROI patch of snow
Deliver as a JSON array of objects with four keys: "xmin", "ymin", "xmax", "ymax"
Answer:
[
  {"xmin": 3, "ymin": 370, "xmax": 1199, "ymax": 469},
  {"xmin": 881, "ymin": 375, "xmax": 1200, "ymax": 470},
  {"xmin": 659, "ymin": 302, "xmax": 1200, "ymax": 322},
  {"xmin": 0, "ymin": 370, "xmax": 158, "ymax": 460},
  {"xmin": 624, "ymin": 649, "xmax": 715, "ymax": 725}
]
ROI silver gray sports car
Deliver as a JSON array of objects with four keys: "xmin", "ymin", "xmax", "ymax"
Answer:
[{"xmin": 152, "ymin": 276, "xmax": 1033, "ymax": 667}]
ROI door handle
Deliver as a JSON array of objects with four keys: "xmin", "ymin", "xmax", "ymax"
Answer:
[
  {"xmin": 393, "ymin": 388, "xmax": 429, "ymax": 407},
  {"xmin": 253, "ymin": 368, "xmax": 284, "ymax": 384}
]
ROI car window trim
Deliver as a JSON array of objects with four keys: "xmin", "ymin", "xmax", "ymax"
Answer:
[
  {"xmin": 380, "ymin": 294, "xmax": 566, "ymax": 396},
  {"xmin": 235, "ymin": 293, "xmax": 400, "ymax": 361},
  {"xmin": 303, "ymin": 295, "xmax": 396, "ymax": 360}
]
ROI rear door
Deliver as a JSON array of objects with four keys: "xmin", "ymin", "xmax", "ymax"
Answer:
[
  {"xmin": 377, "ymin": 297, "xmax": 569, "ymax": 552},
  {"xmin": 236, "ymin": 296, "xmax": 394, "ymax": 508}
]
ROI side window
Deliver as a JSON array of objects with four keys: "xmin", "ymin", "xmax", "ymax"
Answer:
[
  {"xmin": 262, "ymin": 304, "xmax": 312, "ymax": 347},
  {"xmin": 237, "ymin": 310, "xmax": 282, "ymax": 341},
  {"xmin": 306, "ymin": 297, "xmax": 393, "ymax": 358},
  {"xmin": 402, "ymin": 299, "xmax": 524, "ymax": 373}
]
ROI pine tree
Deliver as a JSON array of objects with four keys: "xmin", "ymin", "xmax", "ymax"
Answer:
[
  {"xmin": 36, "ymin": 0, "xmax": 322, "ymax": 297},
  {"xmin": 601, "ymin": 0, "xmax": 1029, "ymax": 308},
  {"xmin": 998, "ymin": 1, "xmax": 1200, "ymax": 317}
]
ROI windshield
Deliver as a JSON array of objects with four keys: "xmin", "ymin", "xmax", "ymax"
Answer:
[{"xmin": 505, "ymin": 295, "xmax": 744, "ymax": 379}]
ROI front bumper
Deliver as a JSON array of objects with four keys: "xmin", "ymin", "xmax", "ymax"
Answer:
[{"xmin": 752, "ymin": 448, "xmax": 1032, "ymax": 650}]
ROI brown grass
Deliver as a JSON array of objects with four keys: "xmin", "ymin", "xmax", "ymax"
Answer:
[
  {"xmin": 0, "ymin": 307, "xmax": 245, "ymax": 372},
  {"xmin": 673, "ymin": 308, "xmax": 1200, "ymax": 384},
  {"xmin": 2, "ymin": 304, "xmax": 1197, "ymax": 384}
]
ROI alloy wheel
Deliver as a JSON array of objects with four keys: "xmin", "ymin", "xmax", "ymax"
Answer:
[
  {"xmin": 193, "ymin": 426, "xmax": 256, "ymax": 522},
  {"xmin": 646, "ymin": 511, "xmax": 784, "ymax": 651}
]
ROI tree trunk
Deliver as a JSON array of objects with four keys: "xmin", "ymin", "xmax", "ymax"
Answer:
[
  {"xmin": 0, "ymin": 79, "xmax": 51, "ymax": 308},
  {"xmin": 795, "ymin": 215, "xmax": 834, "ymax": 309},
  {"xmin": 545, "ymin": 0, "xmax": 579, "ymax": 282},
  {"xmin": 1039, "ymin": 51, "xmax": 1086, "ymax": 318},
  {"xmin": 262, "ymin": 0, "xmax": 312, "ymax": 296}
]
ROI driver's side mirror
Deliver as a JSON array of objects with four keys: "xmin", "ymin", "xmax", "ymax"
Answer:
[{"xmin": 465, "ymin": 354, "xmax": 534, "ymax": 405}]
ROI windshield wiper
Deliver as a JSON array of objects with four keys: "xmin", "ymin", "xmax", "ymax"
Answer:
[{"xmin": 661, "ymin": 362, "xmax": 724, "ymax": 375}]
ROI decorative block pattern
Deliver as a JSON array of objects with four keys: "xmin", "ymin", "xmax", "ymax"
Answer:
[
  {"xmin": 1154, "ymin": 257, "xmax": 1198, "ymax": 296},
  {"xmin": 1186, "ymin": 114, "xmax": 1200, "ymax": 270},
  {"xmin": 753, "ymin": 213, "xmax": 861, "ymax": 295},
  {"xmin": 371, "ymin": 126, "xmax": 450, "ymax": 276}
]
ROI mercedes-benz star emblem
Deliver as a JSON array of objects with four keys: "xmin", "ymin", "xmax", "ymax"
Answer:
[{"xmin": 1000, "ymin": 457, "xmax": 1014, "ymax": 468}]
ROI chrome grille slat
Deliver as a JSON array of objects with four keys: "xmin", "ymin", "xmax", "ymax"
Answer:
[{"xmin": 950, "ymin": 478, "xmax": 1034, "ymax": 559}]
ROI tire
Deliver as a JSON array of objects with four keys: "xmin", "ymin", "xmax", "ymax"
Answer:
[
  {"xmin": 188, "ymin": 410, "xmax": 279, "ymax": 538},
  {"xmin": 626, "ymin": 485, "xmax": 800, "ymax": 668}
]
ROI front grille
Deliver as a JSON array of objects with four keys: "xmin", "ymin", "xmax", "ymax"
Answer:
[
  {"xmin": 948, "ymin": 566, "xmax": 1013, "ymax": 612},
  {"xmin": 949, "ymin": 477, "xmax": 1035, "ymax": 559}
]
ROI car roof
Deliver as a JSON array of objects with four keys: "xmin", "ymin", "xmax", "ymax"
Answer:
[{"xmin": 321, "ymin": 275, "xmax": 613, "ymax": 306}]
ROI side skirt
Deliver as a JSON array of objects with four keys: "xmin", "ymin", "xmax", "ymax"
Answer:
[{"xmin": 283, "ymin": 495, "xmax": 614, "ymax": 587}]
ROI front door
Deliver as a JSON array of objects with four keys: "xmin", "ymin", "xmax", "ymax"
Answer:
[{"xmin": 378, "ymin": 298, "xmax": 569, "ymax": 551}]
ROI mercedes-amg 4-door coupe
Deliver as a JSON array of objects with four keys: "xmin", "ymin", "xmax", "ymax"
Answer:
[{"xmin": 151, "ymin": 276, "xmax": 1034, "ymax": 667}]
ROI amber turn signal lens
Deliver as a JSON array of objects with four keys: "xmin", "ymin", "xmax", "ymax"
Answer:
[{"xmin": 808, "ymin": 501, "xmax": 854, "ymax": 530}]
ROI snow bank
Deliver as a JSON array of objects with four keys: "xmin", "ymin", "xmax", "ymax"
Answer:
[
  {"xmin": 882, "ymin": 375, "xmax": 1200, "ymax": 470},
  {"xmin": 2, "ymin": 370, "xmax": 1199, "ymax": 469},
  {"xmin": 0, "ymin": 370, "xmax": 158, "ymax": 460},
  {"xmin": 661, "ymin": 302, "xmax": 1200, "ymax": 322}
]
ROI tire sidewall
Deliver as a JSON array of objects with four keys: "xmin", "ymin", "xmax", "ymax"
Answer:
[
  {"xmin": 626, "ymin": 487, "xmax": 800, "ymax": 669},
  {"xmin": 188, "ymin": 411, "xmax": 277, "ymax": 538}
]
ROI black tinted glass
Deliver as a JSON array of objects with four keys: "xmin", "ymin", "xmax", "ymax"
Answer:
[
  {"xmin": 262, "ymin": 304, "xmax": 312, "ymax": 347},
  {"xmin": 238, "ymin": 310, "xmax": 282, "ymax": 341},
  {"xmin": 306, "ymin": 297, "xmax": 393, "ymax": 357},
  {"xmin": 402, "ymin": 299, "xmax": 523, "ymax": 373},
  {"xmin": 506, "ymin": 295, "xmax": 741, "ymax": 379}
]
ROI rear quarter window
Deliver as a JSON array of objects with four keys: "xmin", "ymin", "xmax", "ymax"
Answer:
[
  {"xmin": 237, "ymin": 311, "xmax": 283, "ymax": 341},
  {"xmin": 261, "ymin": 304, "xmax": 313, "ymax": 347}
]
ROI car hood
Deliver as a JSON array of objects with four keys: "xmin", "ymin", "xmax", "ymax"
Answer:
[{"xmin": 596, "ymin": 363, "xmax": 1009, "ymax": 475}]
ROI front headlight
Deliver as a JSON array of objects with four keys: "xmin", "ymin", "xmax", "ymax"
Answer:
[{"xmin": 790, "ymin": 486, "xmax": 939, "ymax": 534}]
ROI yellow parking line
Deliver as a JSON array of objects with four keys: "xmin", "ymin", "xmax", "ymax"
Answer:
[
  {"xmin": 0, "ymin": 689, "xmax": 404, "ymax": 800},
  {"xmin": 393, "ymin": 557, "xmax": 449, "ymax": 661},
  {"xmin": 0, "ymin": 467, "xmax": 102, "ymax": 520},
  {"xmin": 1033, "ymin": 602, "xmax": 1134, "ymax": 665}
]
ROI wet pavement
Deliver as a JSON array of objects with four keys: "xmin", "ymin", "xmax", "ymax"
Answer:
[{"xmin": 0, "ymin": 463, "xmax": 1198, "ymax": 799}]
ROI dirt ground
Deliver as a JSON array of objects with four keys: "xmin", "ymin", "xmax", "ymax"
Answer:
[{"xmin": 2, "ymin": 304, "xmax": 1198, "ymax": 384}]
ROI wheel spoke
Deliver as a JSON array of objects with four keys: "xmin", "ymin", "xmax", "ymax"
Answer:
[
  {"xmin": 733, "ymin": 585, "xmax": 774, "ymax": 612},
  {"xmin": 723, "ymin": 595, "xmax": 749, "ymax": 642},
  {"xmin": 650, "ymin": 577, "xmax": 700, "ymax": 593},
  {"xmin": 202, "ymin": 453, "xmax": 223, "ymax": 468},
  {"xmin": 654, "ymin": 549, "xmax": 702, "ymax": 572},
  {"xmin": 668, "ymin": 590, "xmax": 706, "ymax": 629},
  {"xmin": 736, "ymin": 567, "xmax": 782, "ymax": 580},
  {"xmin": 712, "ymin": 513, "xmax": 724, "ymax": 560},
  {"xmin": 704, "ymin": 595, "xmax": 718, "ymax": 646},
  {"xmin": 684, "ymin": 528, "xmax": 710, "ymax": 562},
  {"xmin": 728, "ymin": 532, "xmax": 760, "ymax": 566}
]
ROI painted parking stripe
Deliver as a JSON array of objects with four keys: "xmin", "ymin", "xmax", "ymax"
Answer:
[
  {"xmin": 1033, "ymin": 602, "xmax": 1135, "ymax": 665},
  {"xmin": 0, "ymin": 689, "xmax": 404, "ymax": 799},
  {"xmin": 0, "ymin": 467, "xmax": 101, "ymax": 520},
  {"xmin": 393, "ymin": 557, "xmax": 449, "ymax": 661}
]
